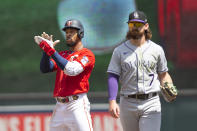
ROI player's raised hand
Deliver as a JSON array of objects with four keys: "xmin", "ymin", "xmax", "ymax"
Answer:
[
  {"xmin": 41, "ymin": 32, "xmax": 52, "ymax": 41},
  {"xmin": 34, "ymin": 36, "xmax": 54, "ymax": 48},
  {"xmin": 34, "ymin": 36, "xmax": 43, "ymax": 45},
  {"xmin": 34, "ymin": 35, "xmax": 56, "ymax": 56},
  {"xmin": 41, "ymin": 32, "xmax": 60, "ymax": 48},
  {"xmin": 109, "ymin": 100, "xmax": 120, "ymax": 119}
]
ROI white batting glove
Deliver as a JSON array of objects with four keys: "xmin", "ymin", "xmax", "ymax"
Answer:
[
  {"xmin": 34, "ymin": 36, "xmax": 54, "ymax": 48},
  {"xmin": 41, "ymin": 32, "xmax": 60, "ymax": 48}
]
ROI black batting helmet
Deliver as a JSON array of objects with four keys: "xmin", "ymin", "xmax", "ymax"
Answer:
[
  {"xmin": 128, "ymin": 11, "xmax": 148, "ymax": 24},
  {"xmin": 62, "ymin": 19, "xmax": 84, "ymax": 39}
]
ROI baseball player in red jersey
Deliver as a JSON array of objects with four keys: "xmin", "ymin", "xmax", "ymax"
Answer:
[{"xmin": 34, "ymin": 19, "xmax": 95, "ymax": 131}]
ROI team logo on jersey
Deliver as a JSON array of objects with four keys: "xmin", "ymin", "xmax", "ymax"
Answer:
[
  {"xmin": 123, "ymin": 52, "xmax": 128, "ymax": 55},
  {"xmin": 81, "ymin": 56, "xmax": 89, "ymax": 66},
  {"xmin": 70, "ymin": 55, "xmax": 78, "ymax": 61}
]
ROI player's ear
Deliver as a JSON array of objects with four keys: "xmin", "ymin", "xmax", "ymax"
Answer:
[{"xmin": 144, "ymin": 23, "xmax": 149, "ymax": 30}]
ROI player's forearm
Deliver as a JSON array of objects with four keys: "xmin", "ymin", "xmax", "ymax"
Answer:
[
  {"xmin": 37, "ymin": 38, "xmax": 83, "ymax": 76},
  {"xmin": 51, "ymin": 52, "xmax": 84, "ymax": 76},
  {"xmin": 158, "ymin": 72, "xmax": 173, "ymax": 86},
  {"xmin": 108, "ymin": 73, "xmax": 119, "ymax": 101},
  {"xmin": 40, "ymin": 52, "xmax": 54, "ymax": 73},
  {"xmin": 51, "ymin": 52, "xmax": 68, "ymax": 70}
]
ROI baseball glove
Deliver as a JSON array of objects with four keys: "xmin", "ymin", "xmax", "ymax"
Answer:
[{"xmin": 160, "ymin": 82, "xmax": 178, "ymax": 102}]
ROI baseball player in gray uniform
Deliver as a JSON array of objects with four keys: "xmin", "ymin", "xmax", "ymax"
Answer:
[{"xmin": 107, "ymin": 10, "xmax": 175, "ymax": 131}]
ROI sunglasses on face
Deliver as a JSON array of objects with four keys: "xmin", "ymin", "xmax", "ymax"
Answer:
[{"xmin": 128, "ymin": 22, "xmax": 144, "ymax": 28}]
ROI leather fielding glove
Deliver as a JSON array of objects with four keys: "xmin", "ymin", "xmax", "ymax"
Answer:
[{"xmin": 160, "ymin": 82, "xmax": 178, "ymax": 102}]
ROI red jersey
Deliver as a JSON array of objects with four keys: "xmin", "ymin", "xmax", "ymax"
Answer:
[{"xmin": 52, "ymin": 48, "xmax": 95, "ymax": 97}]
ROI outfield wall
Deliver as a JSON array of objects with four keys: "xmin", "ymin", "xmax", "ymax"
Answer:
[
  {"xmin": 0, "ymin": 104, "xmax": 122, "ymax": 131},
  {"xmin": 0, "ymin": 91, "xmax": 197, "ymax": 131},
  {"xmin": 1, "ymin": 96, "xmax": 197, "ymax": 131}
]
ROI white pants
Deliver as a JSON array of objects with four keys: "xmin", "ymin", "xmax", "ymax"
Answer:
[
  {"xmin": 120, "ymin": 95, "xmax": 161, "ymax": 131},
  {"xmin": 50, "ymin": 93, "xmax": 93, "ymax": 131}
]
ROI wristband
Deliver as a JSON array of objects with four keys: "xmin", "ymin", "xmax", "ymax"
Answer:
[{"xmin": 39, "ymin": 40, "xmax": 55, "ymax": 56}]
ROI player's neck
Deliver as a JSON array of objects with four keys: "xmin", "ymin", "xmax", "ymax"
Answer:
[
  {"xmin": 130, "ymin": 36, "xmax": 146, "ymax": 47},
  {"xmin": 70, "ymin": 41, "xmax": 84, "ymax": 52}
]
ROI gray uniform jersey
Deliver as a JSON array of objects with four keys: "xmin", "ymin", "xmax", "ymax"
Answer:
[{"xmin": 107, "ymin": 40, "xmax": 168, "ymax": 95}]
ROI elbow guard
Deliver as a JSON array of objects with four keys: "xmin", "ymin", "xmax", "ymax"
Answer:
[{"xmin": 64, "ymin": 61, "xmax": 84, "ymax": 76}]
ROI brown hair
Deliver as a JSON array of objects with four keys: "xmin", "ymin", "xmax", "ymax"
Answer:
[
  {"xmin": 145, "ymin": 27, "xmax": 152, "ymax": 40},
  {"xmin": 126, "ymin": 27, "xmax": 152, "ymax": 40}
]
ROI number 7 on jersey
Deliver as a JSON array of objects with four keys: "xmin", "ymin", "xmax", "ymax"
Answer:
[{"xmin": 149, "ymin": 74, "xmax": 154, "ymax": 86}]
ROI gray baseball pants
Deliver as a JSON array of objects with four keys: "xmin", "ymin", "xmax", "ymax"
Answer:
[{"xmin": 119, "ymin": 95, "xmax": 161, "ymax": 131}]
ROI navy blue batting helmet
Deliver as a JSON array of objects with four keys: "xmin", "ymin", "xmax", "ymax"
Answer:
[{"xmin": 62, "ymin": 19, "xmax": 84, "ymax": 39}]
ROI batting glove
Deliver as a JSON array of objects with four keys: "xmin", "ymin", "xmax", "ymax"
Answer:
[
  {"xmin": 34, "ymin": 36, "xmax": 54, "ymax": 48},
  {"xmin": 34, "ymin": 36, "xmax": 56, "ymax": 56},
  {"xmin": 41, "ymin": 32, "xmax": 60, "ymax": 48}
]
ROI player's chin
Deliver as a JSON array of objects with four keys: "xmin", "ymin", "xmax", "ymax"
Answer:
[
  {"xmin": 66, "ymin": 40, "xmax": 73, "ymax": 44},
  {"xmin": 66, "ymin": 41, "xmax": 76, "ymax": 47},
  {"xmin": 126, "ymin": 31, "xmax": 144, "ymax": 40}
]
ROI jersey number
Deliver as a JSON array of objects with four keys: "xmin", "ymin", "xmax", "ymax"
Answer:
[{"xmin": 149, "ymin": 74, "xmax": 154, "ymax": 86}]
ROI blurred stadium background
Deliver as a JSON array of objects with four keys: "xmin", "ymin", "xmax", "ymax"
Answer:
[{"xmin": 0, "ymin": 0, "xmax": 197, "ymax": 130}]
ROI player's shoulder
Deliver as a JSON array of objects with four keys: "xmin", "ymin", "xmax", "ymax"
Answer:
[
  {"xmin": 82, "ymin": 48, "xmax": 95, "ymax": 57},
  {"xmin": 148, "ymin": 40, "xmax": 163, "ymax": 51},
  {"xmin": 80, "ymin": 48, "xmax": 95, "ymax": 62},
  {"xmin": 114, "ymin": 40, "xmax": 130, "ymax": 52},
  {"xmin": 81, "ymin": 48, "xmax": 95, "ymax": 65}
]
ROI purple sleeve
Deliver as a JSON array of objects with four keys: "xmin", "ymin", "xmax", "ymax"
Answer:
[{"xmin": 108, "ymin": 73, "xmax": 119, "ymax": 101}]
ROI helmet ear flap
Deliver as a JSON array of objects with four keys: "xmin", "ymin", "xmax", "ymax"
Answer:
[{"xmin": 77, "ymin": 30, "xmax": 84, "ymax": 39}]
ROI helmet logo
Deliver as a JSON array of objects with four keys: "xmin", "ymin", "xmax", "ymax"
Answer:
[
  {"xmin": 134, "ymin": 12, "xmax": 139, "ymax": 18},
  {"xmin": 67, "ymin": 21, "xmax": 72, "ymax": 26}
]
